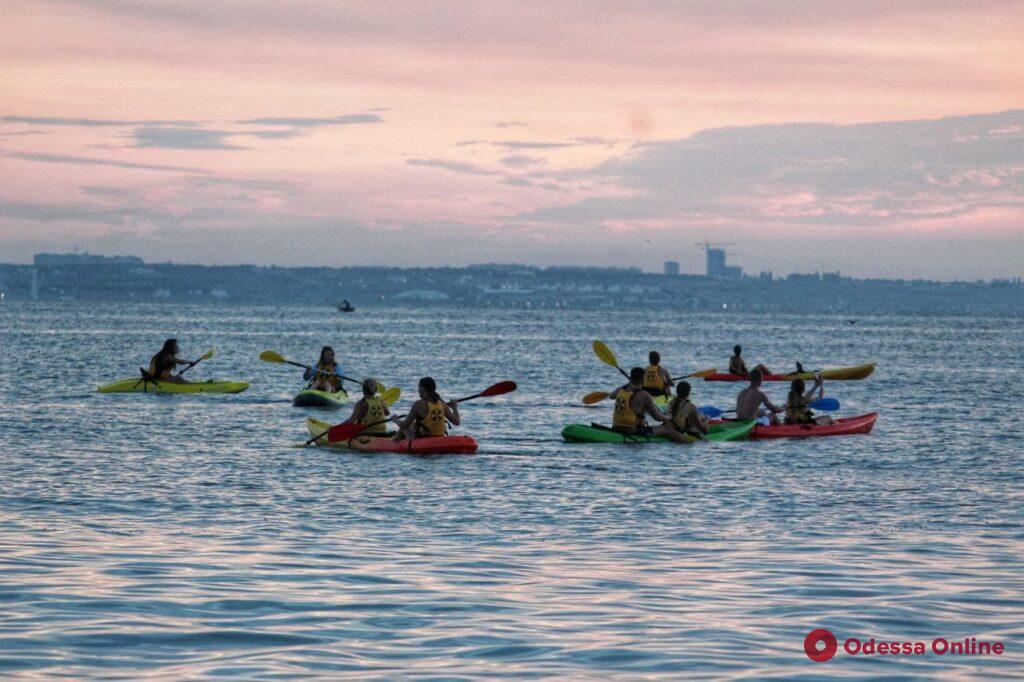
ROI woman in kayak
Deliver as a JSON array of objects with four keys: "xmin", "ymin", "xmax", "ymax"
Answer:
[
  {"xmin": 729, "ymin": 345, "xmax": 771, "ymax": 377},
  {"xmin": 611, "ymin": 367, "xmax": 690, "ymax": 443},
  {"xmin": 786, "ymin": 375, "xmax": 837, "ymax": 425},
  {"xmin": 147, "ymin": 338, "xmax": 195, "ymax": 384},
  {"xmin": 304, "ymin": 346, "xmax": 344, "ymax": 393},
  {"xmin": 341, "ymin": 378, "xmax": 391, "ymax": 436},
  {"xmin": 643, "ymin": 351, "xmax": 673, "ymax": 398},
  {"xmin": 667, "ymin": 381, "xmax": 708, "ymax": 439},
  {"xmin": 394, "ymin": 377, "xmax": 460, "ymax": 440}
]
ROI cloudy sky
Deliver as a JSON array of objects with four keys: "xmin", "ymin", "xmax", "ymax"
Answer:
[{"xmin": 2, "ymin": 1, "xmax": 1022, "ymax": 279}]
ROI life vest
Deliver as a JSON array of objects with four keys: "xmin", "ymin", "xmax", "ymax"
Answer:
[
  {"xmin": 612, "ymin": 389, "xmax": 645, "ymax": 429},
  {"xmin": 316, "ymin": 361, "xmax": 341, "ymax": 391},
  {"xmin": 643, "ymin": 364, "xmax": 665, "ymax": 392},
  {"xmin": 148, "ymin": 353, "xmax": 173, "ymax": 379},
  {"xmin": 786, "ymin": 395, "xmax": 813, "ymax": 424},
  {"xmin": 670, "ymin": 398, "xmax": 691, "ymax": 431},
  {"xmin": 419, "ymin": 399, "xmax": 447, "ymax": 436},
  {"xmin": 361, "ymin": 396, "xmax": 388, "ymax": 435}
]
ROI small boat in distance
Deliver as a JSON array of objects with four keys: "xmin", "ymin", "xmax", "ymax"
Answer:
[{"xmin": 337, "ymin": 299, "xmax": 355, "ymax": 313}]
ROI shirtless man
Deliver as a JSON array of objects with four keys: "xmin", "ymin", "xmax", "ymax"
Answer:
[
  {"xmin": 610, "ymin": 367, "xmax": 691, "ymax": 443},
  {"xmin": 736, "ymin": 369, "xmax": 785, "ymax": 425}
]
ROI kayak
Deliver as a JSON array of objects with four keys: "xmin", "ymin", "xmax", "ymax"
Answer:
[
  {"xmin": 97, "ymin": 378, "xmax": 250, "ymax": 394},
  {"xmin": 704, "ymin": 362, "xmax": 876, "ymax": 382},
  {"xmin": 711, "ymin": 412, "xmax": 878, "ymax": 439},
  {"xmin": 306, "ymin": 418, "xmax": 478, "ymax": 455},
  {"xmin": 561, "ymin": 419, "xmax": 756, "ymax": 444},
  {"xmin": 293, "ymin": 388, "xmax": 350, "ymax": 408}
]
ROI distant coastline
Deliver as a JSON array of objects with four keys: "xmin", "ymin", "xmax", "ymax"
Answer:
[{"xmin": 0, "ymin": 253, "xmax": 1021, "ymax": 316}]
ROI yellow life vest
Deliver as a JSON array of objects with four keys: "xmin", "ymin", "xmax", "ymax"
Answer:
[
  {"xmin": 317, "ymin": 361, "xmax": 341, "ymax": 391},
  {"xmin": 613, "ymin": 389, "xmax": 645, "ymax": 429},
  {"xmin": 643, "ymin": 364, "xmax": 665, "ymax": 391},
  {"xmin": 361, "ymin": 396, "xmax": 388, "ymax": 435},
  {"xmin": 419, "ymin": 399, "xmax": 447, "ymax": 436}
]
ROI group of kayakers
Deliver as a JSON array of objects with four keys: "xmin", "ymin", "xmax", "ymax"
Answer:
[
  {"xmin": 147, "ymin": 338, "xmax": 836, "ymax": 445},
  {"xmin": 607, "ymin": 347, "xmax": 836, "ymax": 441}
]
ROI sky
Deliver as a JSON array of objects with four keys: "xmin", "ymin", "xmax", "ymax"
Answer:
[{"xmin": 1, "ymin": 0, "xmax": 1022, "ymax": 280}]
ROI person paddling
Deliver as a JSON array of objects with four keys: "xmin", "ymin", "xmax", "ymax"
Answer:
[
  {"xmin": 729, "ymin": 345, "xmax": 771, "ymax": 377},
  {"xmin": 304, "ymin": 346, "xmax": 344, "ymax": 393},
  {"xmin": 786, "ymin": 374, "xmax": 837, "ymax": 425},
  {"xmin": 667, "ymin": 381, "xmax": 708, "ymax": 439},
  {"xmin": 736, "ymin": 369, "xmax": 784, "ymax": 425},
  {"xmin": 341, "ymin": 378, "xmax": 392, "ymax": 436},
  {"xmin": 393, "ymin": 377, "xmax": 460, "ymax": 440},
  {"xmin": 147, "ymin": 338, "xmax": 194, "ymax": 384},
  {"xmin": 643, "ymin": 351, "xmax": 674, "ymax": 397},
  {"xmin": 610, "ymin": 367, "xmax": 690, "ymax": 443}
]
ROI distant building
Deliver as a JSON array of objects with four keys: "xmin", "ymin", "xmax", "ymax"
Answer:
[
  {"xmin": 34, "ymin": 252, "xmax": 143, "ymax": 267},
  {"xmin": 706, "ymin": 248, "xmax": 742, "ymax": 278},
  {"xmin": 664, "ymin": 261, "xmax": 680, "ymax": 276}
]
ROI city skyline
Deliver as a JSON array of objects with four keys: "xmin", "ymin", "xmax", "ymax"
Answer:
[{"xmin": 2, "ymin": 1, "xmax": 1023, "ymax": 279}]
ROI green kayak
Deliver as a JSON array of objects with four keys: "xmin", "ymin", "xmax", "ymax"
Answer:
[
  {"xmin": 97, "ymin": 378, "xmax": 250, "ymax": 394},
  {"xmin": 293, "ymin": 388, "xmax": 350, "ymax": 408},
  {"xmin": 561, "ymin": 420, "xmax": 756, "ymax": 444}
]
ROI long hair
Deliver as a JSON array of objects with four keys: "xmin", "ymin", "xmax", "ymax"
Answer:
[
  {"xmin": 788, "ymin": 378, "xmax": 805, "ymax": 405},
  {"xmin": 671, "ymin": 381, "xmax": 692, "ymax": 420},
  {"xmin": 150, "ymin": 338, "xmax": 177, "ymax": 377},
  {"xmin": 419, "ymin": 376, "xmax": 441, "ymax": 402},
  {"xmin": 318, "ymin": 346, "xmax": 334, "ymax": 366}
]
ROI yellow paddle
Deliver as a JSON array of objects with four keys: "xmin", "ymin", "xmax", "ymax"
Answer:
[
  {"xmin": 593, "ymin": 340, "xmax": 629, "ymax": 379},
  {"xmin": 259, "ymin": 349, "xmax": 387, "ymax": 390},
  {"xmin": 380, "ymin": 386, "xmax": 401, "ymax": 406},
  {"xmin": 176, "ymin": 348, "xmax": 216, "ymax": 377}
]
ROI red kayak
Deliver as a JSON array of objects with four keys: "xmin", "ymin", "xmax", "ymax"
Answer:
[
  {"xmin": 711, "ymin": 413, "xmax": 878, "ymax": 439},
  {"xmin": 307, "ymin": 418, "xmax": 477, "ymax": 455}
]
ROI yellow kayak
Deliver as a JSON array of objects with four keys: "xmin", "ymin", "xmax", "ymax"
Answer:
[
  {"xmin": 97, "ymin": 378, "xmax": 250, "ymax": 394},
  {"xmin": 704, "ymin": 362, "xmax": 876, "ymax": 382}
]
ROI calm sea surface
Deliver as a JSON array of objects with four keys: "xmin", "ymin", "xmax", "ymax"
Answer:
[{"xmin": 1, "ymin": 303, "xmax": 1022, "ymax": 679}]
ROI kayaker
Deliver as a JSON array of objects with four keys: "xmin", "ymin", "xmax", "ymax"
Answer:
[
  {"xmin": 342, "ymin": 378, "xmax": 391, "ymax": 435},
  {"xmin": 304, "ymin": 346, "xmax": 343, "ymax": 393},
  {"xmin": 736, "ymin": 369, "xmax": 784, "ymax": 424},
  {"xmin": 785, "ymin": 375, "xmax": 837, "ymax": 425},
  {"xmin": 729, "ymin": 345, "xmax": 771, "ymax": 377},
  {"xmin": 667, "ymin": 381, "xmax": 708, "ymax": 439},
  {"xmin": 146, "ymin": 338, "xmax": 194, "ymax": 384},
  {"xmin": 394, "ymin": 377, "xmax": 460, "ymax": 440},
  {"xmin": 643, "ymin": 351, "xmax": 673, "ymax": 397},
  {"xmin": 610, "ymin": 367, "xmax": 690, "ymax": 443}
]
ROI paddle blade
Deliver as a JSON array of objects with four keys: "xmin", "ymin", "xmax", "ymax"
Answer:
[
  {"xmin": 200, "ymin": 348, "xmax": 216, "ymax": 361},
  {"xmin": 260, "ymin": 350, "xmax": 286, "ymax": 363},
  {"xmin": 592, "ymin": 340, "xmax": 619, "ymax": 368},
  {"xmin": 699, "ymin": 405, "xmax": 724, "ymax": 418},
  {"xmin": 380, "ymin": 386, "xmax": 401, "ymax": 405},
  {"xmin": 327, "ymin": 422, "xmax": 364, "ymax": 442},
  {"xmin": 583, "ymin": 391, "xmax": 609, "ymax": 405},
  {"xmin": 686, "ymin": 367, "xmax": 717, "ymax": 379},
  {"xmin": 477, "ymin": 381, "xmax": 517, "ymax": 398},
  {"xmin": 810, "ymin": 397, "xmax": 840, "ymax": 411}
]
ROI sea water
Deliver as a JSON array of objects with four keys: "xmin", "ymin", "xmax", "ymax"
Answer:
[{"xmin": 1, "ymin": 303, "xmax": 1022, "ymax": 678}]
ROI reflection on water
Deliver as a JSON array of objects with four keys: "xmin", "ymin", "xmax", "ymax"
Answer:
[{"xmin": 1, "ymin": 303, "xmax": 1022, "ymax": 678}]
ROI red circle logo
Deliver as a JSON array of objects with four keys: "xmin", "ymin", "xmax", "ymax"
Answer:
[{"xmin": 804, "ymin": 629, "xmax": 838, "ymax": 662}]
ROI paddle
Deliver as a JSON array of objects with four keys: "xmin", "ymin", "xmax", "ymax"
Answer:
[
  {"xmin": 698, "ymin": 397, "xmax": 841, "ymax": 419},
  {"xmin": 259, "ymin": 350, "xmax": 380, "ymax": 389},
  {"xmin": 380, "ymin": 386, "xmax": 401, "ymax": 406},
  {"xmin": 176, "ymin": 348, "xmax": 216, "ymax": 377},
  {"xmin": 593, "ymin": 340, "xmax": 630, "ymax": 379},
  {"xmin": 302, "ymin": 381, "xmax": 517, "ymax": 447},
  {"xmin": 582, "ymin": 367, "xmax": 718, "ymax": 404}
]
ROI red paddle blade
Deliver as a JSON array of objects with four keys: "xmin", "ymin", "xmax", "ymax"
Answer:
[
  {"xmin": 478, "ymin": 381, "xmax": 517, "ymax": 398},
  {"xmin": 327, "ymin": 423, "xmax": 364, "ymax": 442}
]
